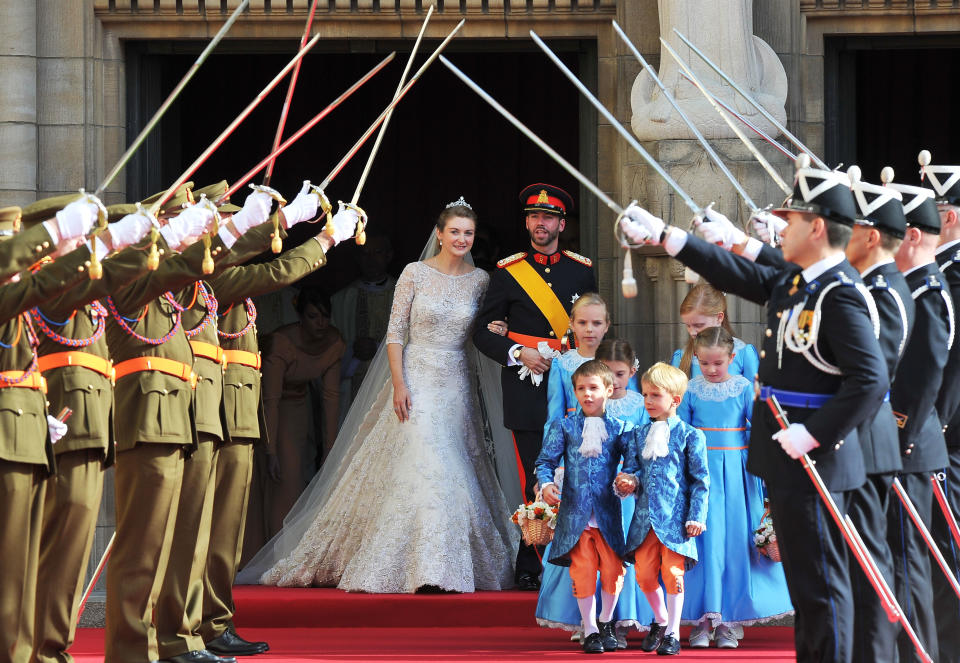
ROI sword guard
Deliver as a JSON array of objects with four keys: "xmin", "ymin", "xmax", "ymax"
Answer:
[
  {"xmin": 249, "ymin": 183, "xmax": 287, "ymax": 207},
  {"xmin": 77, "ymin": 189, "xmax": 109, "ymax": 281},
  {"xmin": 341, "ymin": 201, "xmax": 368, "ymax": 245},
  {"xmin": 308, "ymin": 184, "xmax": 333, "ymax": 219},
  {"xmin": 147, "ymin": 227, "xmax": 160, "ymax": 271},
  {"xmin": 195, "ymin": 195, "xmax": 221, "ymax": 268}
]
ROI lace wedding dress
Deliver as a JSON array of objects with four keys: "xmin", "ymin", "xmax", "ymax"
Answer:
[{"xmin": 257, "ymin": 261, "xmax": 517, "ymax": 593}]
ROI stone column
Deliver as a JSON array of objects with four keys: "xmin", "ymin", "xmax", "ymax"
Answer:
[{"xmin": 0, "ymin": 0, "xmax": 38, "ymax": 206}]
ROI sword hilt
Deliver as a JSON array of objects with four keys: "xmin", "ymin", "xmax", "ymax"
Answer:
[
  {"xmin": 77, "ymin": 189, "xmax": 109, "ymax": 280},
  {"xmin": 307, "ymin": 183, "xmax": 335, "ymax": 235},
  {"xmin": 341, "ymin": 201, "xmax": 368, "ymax": 245},
  {"xmin": 194, "ymin": 195, "xmax": 221, "ymax": 275},
  {"xmin": 250, "ymin": 183, "xmax": 286, "ymax": 253}
]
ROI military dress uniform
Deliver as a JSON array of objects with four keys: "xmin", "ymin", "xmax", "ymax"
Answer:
[
  {"xmin": 199, "ymin": 231, "xmax": 329, "ymax": 655},
  {"xmin": 665, "ymin": 164, "xmax": 888, "ymax": 663},
  {"xmin": 883, "ymin": 181, "xmax": 955, "ymax": 663},
  {"xmin": 472, "ymin": 184, "xmax": 596, "ymax": 584}
]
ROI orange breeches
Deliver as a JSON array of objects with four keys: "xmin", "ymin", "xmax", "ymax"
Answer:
[
  {"xmin": 568, "ymin": 528, "xmax": 626, "ymax": 599},
  {"xmin": 631, "ymin": 529, "xmax": 686, "ymax": 594}
]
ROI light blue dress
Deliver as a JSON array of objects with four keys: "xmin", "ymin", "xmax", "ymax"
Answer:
[
  {"xmin": 535, "ymin": 391, "xmax": 654, "ymax": 631},
  {"xmin": 676, "ymin": 375, "xmax": 793, "ymax": 627},
  {"xmin": 670, "ymin": 337, "xmax": 760, "ymax": 382}
]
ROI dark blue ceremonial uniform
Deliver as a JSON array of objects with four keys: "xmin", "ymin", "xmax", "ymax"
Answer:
[{"xmin": 676, "ymin": 233, "xmax": 888, "ymax": 663}]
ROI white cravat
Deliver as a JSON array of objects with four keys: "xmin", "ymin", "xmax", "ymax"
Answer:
[
  {"xmin": 579, "ymin": 416, "xmax": 608, "ymax": 458},
  {"xmin": 642, "ymin": 420, "xmax": 670, "ymax": 460}
]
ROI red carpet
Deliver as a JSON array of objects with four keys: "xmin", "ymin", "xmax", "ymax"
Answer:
[{"xmin": 68, "ymin": 587, "xmax": 797, "ymax": 661}]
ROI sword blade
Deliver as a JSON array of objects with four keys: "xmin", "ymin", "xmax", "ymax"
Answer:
[
  {"xmin": 318, "ymin": 20, "xmax": 464, "ymax": 191},
  {"xmin": 219, "ymin": 52, "xmax": 397, "ymax": 203},
  {"xmin": 932, "ymin": 473, "xmax": 960, "ymax": 551},
  {"xmin": 440, "ymin": 54, "xmax": 624, "ymax": 219},
  {"xmin": 262, "ymin": 0, "xmax": 323, "ymax": 187},
  {"xmin": 149, "ymin": 32, "xmax": 322, "ymax": 217},
  {"xmin": 893, "ymin": 476, "xmax": 960, "ymax": 599},
  {"xmin": 350, "ymin": 4, "xmax": 434, "ymax": 205},
  {"xmin": 660, "ymin": 38, "xmax": 791, "ymax": 196},
  {"xmin": 610, "ymin": 21, "xmax": 757, "ymax": 214},
  {"xmin": 94, "ymin": 0, "xmax": 250, "ymax": 198},
  {"xmin": 673, "ymin": 28, "xmax": 828, "ymax": 171}
]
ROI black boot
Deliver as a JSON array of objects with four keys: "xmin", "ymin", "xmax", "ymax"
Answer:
[
  {"xmin": 598, "ymin": 621, "xmax": 618, "ymax": 652},
  {"xmin": 640, "ymin": 621, "xmax": 666, "ymax": 652}
]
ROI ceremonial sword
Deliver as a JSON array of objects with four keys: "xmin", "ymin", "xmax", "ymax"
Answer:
[
  {"xmin": 660, "ymin": 38, "xmax": 791, "ymax": 197},
  {"xmin": 932, "ymin": 472, "xmax": 960, "ymax": 551},
  {"xmin": 673, "ymin": 28, "xmax": 828, "ymax": 171},
  {"xmin": 891, "ymin": 476, "xmax": 960, "ymax": 599},
  {"xmin": 766, "ymin": 395, "xmax": 933, "ymax": 663}
]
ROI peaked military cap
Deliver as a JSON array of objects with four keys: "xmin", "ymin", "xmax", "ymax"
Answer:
[
  {"xmin": 519, "ymin": 183, "xmax": 574, "ymax": 217},
  {"xmin": 847, "ymin": 165, "xmax": 907, "ymax": 239},
  {"xmin": 193, "ymin": 181, "xmax": 241, "ymax": 214},
  {"xmin": 140, "ymin": 182, "xmax": 195, "ymax": 217},
  {"xmin": 918, "ymin": 149, "xmax": 960, "ymax": 206},
  {"xmin": 772, "ymin": 153, "xmax": 858, "ymax": 227},
  {"xmin": 20, "ymin": 193, "xmax": 87, "ymax": 227},
  {"xmin": 887, "ymin": 179, "xmax": 941, "ymax": 235},
  {"xmin": 0, "ymin": 206, "xmax": 22, "ymax": 240}
]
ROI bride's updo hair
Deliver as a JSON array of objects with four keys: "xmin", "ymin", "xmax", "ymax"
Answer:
[{"xmin": 437, "ymin": 202, "xmax": 477, "ymax": 231}]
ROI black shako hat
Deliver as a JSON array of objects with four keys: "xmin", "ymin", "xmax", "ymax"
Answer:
[
  {"xmin": 887, "ymin": 178, "xmax": 942, "ymax": 235},
  {"xmin": 519, "ymin": 183, "xmax": 574, "ymax": 217},
  {"xmin": 919, "ymin": 149, "xmax": 960, "ymax": 206},
  {"xmin": 847, "ymin": 165, "xmax": 907, "ymax": 240},
  {"xmin": 772, "ymin": 153, "xmax": 858, "ymax": 227}
]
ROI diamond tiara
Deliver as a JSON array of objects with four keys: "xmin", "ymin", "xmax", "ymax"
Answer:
[{"xmin": 445, "ymin": 196, "xmax": 472, "ymax": 210}]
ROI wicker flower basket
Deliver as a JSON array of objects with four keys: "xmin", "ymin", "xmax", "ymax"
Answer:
[
  {"xmin": 754, "ymin": 499, "xmax": 782, "ymax": 563},
  {"xmin": 760, "ymin": 540, "xmax": 782, "ymax": 562},
  {"xmin": 519, "ymin": 516, "xmax": 555, "ymax": 547}
]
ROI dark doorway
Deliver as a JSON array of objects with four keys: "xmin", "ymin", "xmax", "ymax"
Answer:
[
  {"xmin": 825, "ymin": 35, "xmax": 960, "ymax": 185},
  {"xmin": 125, "ymin": 39, "xmax": 594, "ymax": 293}
]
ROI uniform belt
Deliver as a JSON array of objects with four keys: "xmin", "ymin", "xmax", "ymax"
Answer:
[
  {"xmin": 507, "ymin": 331, "xmax": 562, "ymax": 352},
  {"xmin": 0, "ymin": 371, "xmax": 46, "ymax": 392},
  {"xmin": 190, "ymin": 341, "xmax": 225, "ymax": 365},
  {"xmin": 758, "ymin": 385, "xmax": 888, "ymax": 408},
  {"xmin": 114, "ymin": 356, "xmax": 197, "ymax": 388},
  {"xmin": 223, "ymin": 349, "xmax": 261, "ymax": 370},
  {"xmin": 38, "ymin": 351, "xmax": 115, "ymax": 382}
]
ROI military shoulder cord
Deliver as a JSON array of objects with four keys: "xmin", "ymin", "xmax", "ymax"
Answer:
[
  {"xmin": 0, "ymin": 313, "xmax": 41, "ymax": 386},
  {"xmin": 163, "ymin": 282, "xmax": 218, "ymax": 339},
  {"xmin": 217, "ymin": 298, "xmax": 257, "ymax": 339},
  {"xmin": 32, "ymin": 301, "xmax": 108, "ymax": 348},
  {"xmin": 104, "ymin": 296, "xmax": 182, "ymax": 345}
]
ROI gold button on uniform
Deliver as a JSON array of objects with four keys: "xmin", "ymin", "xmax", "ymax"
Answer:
[
  {"xmin": 547, "ymin": 283, "xmax": 553, "ymax": 288},
  {"xmin": 545, "ymin": 268, "xmax": 551, "ymax": 274},
  {"xmin": 760, "ymin": 350, "xmax": 766, "ymax": 359},
  {"xmin": 549, "ymin": 331, "xmax": 555, "ymax": 337},
  {"xmin": 765, "ymin": 329, "xmax": 772, "ymax": 337}
]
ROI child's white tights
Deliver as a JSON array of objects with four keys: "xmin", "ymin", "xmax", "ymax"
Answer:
[{"xmin": 577, "ymin": 590, "xmax": 619, "ymax": 636}]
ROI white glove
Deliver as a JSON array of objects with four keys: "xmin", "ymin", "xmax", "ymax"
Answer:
[
  {"xmin": 47, "ymin": 414, "xmax": 68, "ymax": 444},
  {"xmin": 280, "ymin": 181, "xmax": 319, "ymax": 229},
  {"xmin": 752, "ymin": 210, "xmax": 787, "ymax": 245},
  {"xmin": 772, "ymin": 423, "xmax": 820, "ymax": 460},
  {"xmin": 695, "ymin": 207, "xmax": 746, "ymax": 250},
  {"xmin": 329, "ymin": 202, "xmax": 362, "ymax": 246},
  {"xmin": 517, "ymin": 342, "xmax": 560, "ymax": 387},
  {"xmin": 108, "ymin": 211, "xmax": 154, "ymax": 250},
  {"xmin": 620, "ymin": 203, "xmax": 665, "ymax": 245},
  {"xmin": 52, "ymin": 199, "xmax": 100, "ymax": 241},
  {"xmin": 230, "ymin": 190, "xmax": 273, "ymax": 235},
  {"xmin": 160, "ymin": 203, "xmax": 215, "ymax": 250}
]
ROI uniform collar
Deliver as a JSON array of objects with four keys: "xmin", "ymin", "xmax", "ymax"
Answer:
[
  {"xmin": 532, "ymin": 251, "xmax": 561, "ymax": 265},
  {"xmin": 937, "ymin": 238, "xmax": 960, "ymax": 256},
  {"xmin": 801, "ymin": 251, "xmax": 846, "ymax": 285},
  {"xmin": 860, "ymin": 258, "xmax": 895, "ymax": 278},
  {"xmin": 903, "ymin": 261, "xmax": 937, "ymax": 279}
]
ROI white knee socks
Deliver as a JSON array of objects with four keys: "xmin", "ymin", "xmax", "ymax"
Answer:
[
  {"xmin": 598, "ymin": 590, "xmax": 619, "ymax": 623},
  {"xmin": 665, "ymin": 592, "xmax": 684, "ymax": 637},
  {"xmin": 643, "ymin": 588, "xmax": 668, "ymax": 625},
  {"xmin": 577, "ymin": 595, "xmax": 599, "ymax": 636}
]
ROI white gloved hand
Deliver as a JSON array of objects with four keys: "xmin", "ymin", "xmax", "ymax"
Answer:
[
  {"xmin": 280, "ymin": 181, "xmax": 319, "ymax": 229},
  {"xmin": 620, "ymin": 203, "xmax": 665, "ymax": 245},
  {"xmin": 329, "ymin": 202, "xmax": 362, "ymax": 246},
  {"xmin": 772, "ymin": 423, "xmax": 820, "ymax": 460},
  {"xmin": 230, "ymin": 190, "xmax": 273, "ymax": 235},
  {"xmin": 160, "ymin": 203, "xmax": 215, "ymax": 250},
  {"xmin": 53, "ymin": 199, "xmax": 100, "ymax": 241},
  {"xmin": 108, "ymin": 211, "xmax": 154, "ymax": 250},
  {"xmin": 695, "ymin": 207, "xmax": 746, "ymax": 250},
  {"xmin": 47, "ymin": 414, "xmax": 68, "ymax": 444},
  {"xmin": 752, "ymin": 210, "xmax": 787, "ymax": 245}
]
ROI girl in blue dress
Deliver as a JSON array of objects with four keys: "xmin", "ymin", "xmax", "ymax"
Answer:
[
  {"xmin": 670, "ymin": 283, "xmax": 759, "ymax": 382},
  {"xmin": 676, "ymin": 327, "xmax": 792, "ymax": 649},
  {"xmin": 536, "ymin": 338, "xmax": 651, "ymax": 649}
]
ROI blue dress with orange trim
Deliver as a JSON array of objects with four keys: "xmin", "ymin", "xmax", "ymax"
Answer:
[
  {"xmin": 676, "ymin": 374, "xmax": 792, "ymax": 627},
  {"xmin": 535, "ymin": 387, "xmax": 655, "ymax": 632},
  {"xmin": 670, "ymin": 337, "xmax": 760, "ymax": 382}
]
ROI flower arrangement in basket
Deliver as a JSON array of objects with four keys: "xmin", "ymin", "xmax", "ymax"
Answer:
[
  {"xmin": 754, "ymin": 499, "xmax": 781, "ymax": 562},
  {"xmin": 512, "ymin": 495, "xmax": 558, "ymax": 547}
]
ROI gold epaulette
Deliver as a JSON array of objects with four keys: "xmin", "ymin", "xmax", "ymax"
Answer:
[
  {"xmin": 562, "ymin": 249, "xmax": 592, "ymax": 267},
  {"xmin": 497, "ymin": 252, "xmax": 527, "ymax": 268}
]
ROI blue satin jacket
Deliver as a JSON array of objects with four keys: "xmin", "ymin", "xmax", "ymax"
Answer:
[
  {"xmin": 624, "ymin": 416, "xmax": 709, "ymax": 562},
  {"xmin": 535, "ymin": 412, "xmax": 639, "ymax": 566}
]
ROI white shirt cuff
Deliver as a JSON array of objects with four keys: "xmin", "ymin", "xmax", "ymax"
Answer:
[
  {"xmin": 86, "ymin": 237, "xmax": 109, "ymax": 261},
  {"xmin": 663, "ymin": 227, "xmax": 688, "ymax": 256},
  {"xmin": 218, "ymin": 226, "xmax": 238, "ymax": 249},
  {"xmin": 742, "ymin": 237, "xmax": 764, "ymax": 262},
  {"xmin": 507, "ymin": 343, "xmax": 522, "ymax": 366},
  {"xmin": 42, "ymin": 220, "xmax": 60, "ymax": 245}
]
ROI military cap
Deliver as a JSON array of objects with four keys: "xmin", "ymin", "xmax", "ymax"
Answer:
[
  {"xmin": 919, "ymin": 149, "xmax": 960, "ymax": 206},
  {"xmin": 140, "ymin": 182, "xmax": 195, "ymax": 217},
  {"xmin": 0, "ymin": 206, "xmax": 22, "ymax": 240},
  {"xmin": 20, "ymin": 193, "xmax": 87, "ymax": 227},
  {"xmin": 847, "ymin": 165, "xmax": 907, "ymax": 239},
  {"xmin": 519, "ymin": 183, "xmax": 574, "ymax": 217},
  {"xmin": 887, "ymin": 180, "xmax": 941, "ymax": 235},
  {"xmin": 106, "ymin": 203, "xmax": 140, "ymax": 223},
  {"xmin": 772, "ymin": 154, "xmax": 858, "ymax": 227},
  {"xmin": 193, "ymin": 181, "xmax": 241, "ymax": 214}
]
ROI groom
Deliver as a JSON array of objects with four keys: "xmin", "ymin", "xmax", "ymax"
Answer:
[{"xmin": 473, "ymin": 183, "xmax": 596, "ymax": 590}]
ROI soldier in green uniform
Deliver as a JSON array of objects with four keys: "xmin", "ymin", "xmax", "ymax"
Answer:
[{"xmin": 200, "ymin": 197, "xmax": 362, "ymax": 658}]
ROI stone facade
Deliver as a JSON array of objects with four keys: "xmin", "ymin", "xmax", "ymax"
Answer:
[{"xmin": 3, "ymin": 0, "xmax": 959, "ymax": 624}]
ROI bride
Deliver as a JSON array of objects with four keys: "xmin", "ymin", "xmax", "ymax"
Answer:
[{"xmin": 238, "ymin": 198, "xmax": 518, "ymax": 593}]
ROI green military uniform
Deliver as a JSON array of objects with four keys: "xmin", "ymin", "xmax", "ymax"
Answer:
[
  {"xmin": 0, "ymin": 204, "xmax": 59, "ymax": 283},
  {"xmin": 31, "ymin": 204, "xmax": 156, "ymax": 663},
  {"xmin": 0, "ymin": 206, "xmax": 99, "ymax": 663},
  {"xmin": 201, "ymin": 232, "xmax": 328, "ymax": 646}
]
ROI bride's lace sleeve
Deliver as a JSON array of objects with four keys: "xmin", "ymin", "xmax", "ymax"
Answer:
[{"xmin": 385, "ymin": 262, "xmax": 417, "ymax": 345}]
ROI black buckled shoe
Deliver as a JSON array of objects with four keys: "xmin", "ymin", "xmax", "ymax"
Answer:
[
  {"xmin": 656, "ymin": 633, "xmax": 681, "ymax": 656},
  {"xmin": 640, "ymin": 621, "xmax": 666, "ymax": 652},
  {"xmin": 206, "ymin": 629, "xmax": 269, "ymax": 656},
  {"xmin": 583, "ymin": 632, "xmax": 605, "ymax": 654},
  {"xmin": 159, "ymin": 650, "xmax": 236, "ymax": 663},
  {"xmin": 598, "ymin": 621, "xmax": 618, "ymax": 652},
  {"xmin": 516, "ymin": 572, "xmax": 541, "ymax": 591}
]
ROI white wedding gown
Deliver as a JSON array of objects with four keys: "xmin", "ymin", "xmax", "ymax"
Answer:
[{"xmin": 257, "ymin": 261, "xmax": 517, "ymax": 593}]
